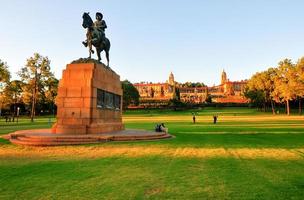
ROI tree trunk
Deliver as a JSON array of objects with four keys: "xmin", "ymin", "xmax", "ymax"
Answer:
[
  {"xmin": 286, "ymin": 100, "xmax": 290, "ymax": 115},
  {"xmin": 271, "ymin": 100, "xmax": 275, "ymax": 115},
  {"xmin": 30, "ymin": 92, "xmax": 35, "ymax": 122},
  {"xmin": 12, "ymin": 103, "xmax": 16, "ymax": 122},
  {"xmin": 263, "ymin": 102, "xmax": 266, "ymax": 112},
  {"xmin": 299, "ymin": 97, "xmax": 302, "ymax": 115}
]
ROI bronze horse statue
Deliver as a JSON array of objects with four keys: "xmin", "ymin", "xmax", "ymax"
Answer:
[{"xmin": 82, "ymin": 12, "xmax": 111, "ymax": 66}]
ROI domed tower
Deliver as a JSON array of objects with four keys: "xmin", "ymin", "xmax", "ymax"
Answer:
[
  {"xmin": 168, "ymin": 72, "xmax": 176, "ymax": 99},
  {"xmin": 221, "ymin": 69, "xmax": 227, "ymax": 85},
  {"xmin": 168, "ymin": 72, "xmax": 175, "ymax": 86}
]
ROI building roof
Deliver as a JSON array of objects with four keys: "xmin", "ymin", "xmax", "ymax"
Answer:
[{"xmin": 134, "ymin": 83, "xmax": 168, "ymax": 87}]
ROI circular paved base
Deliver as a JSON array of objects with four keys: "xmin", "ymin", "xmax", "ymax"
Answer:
[{"xmin": 4, "ymin": 129, "xmax": 172, "ymax": 146}]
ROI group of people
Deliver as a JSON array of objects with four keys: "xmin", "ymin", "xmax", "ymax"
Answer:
[
  {"xmin": 155, "ymin": 123, "xmax": 168, "ymax": 133},
  {"xmin": 192, "ymin": 112, "xmax": 219, "ymax": 124},
  {"xmin": 154, "ymin": 113, "xmax": 219, "ymax": 134}
]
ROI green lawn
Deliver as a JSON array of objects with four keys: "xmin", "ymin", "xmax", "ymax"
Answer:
[{"xmin": 0, "ymin": 107, "xmax": 304, "ymax": 199}]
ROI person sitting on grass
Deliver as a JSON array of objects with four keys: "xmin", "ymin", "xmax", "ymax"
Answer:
[
  {"xmin": 155, "ymin": 123, "xmax": 168, "ymax": 133},
  {"xmin": 155, "ymin": 124, "xmax": 161, "ymax": 132},
  {"xmin": 160, "ymin": 123, "xmax": 168, "ymax": 134}
]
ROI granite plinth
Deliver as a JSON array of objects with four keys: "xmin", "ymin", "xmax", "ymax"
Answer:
[{"xmin": 52, "ymin": 62, "xmax": 124, "ymax": 135}]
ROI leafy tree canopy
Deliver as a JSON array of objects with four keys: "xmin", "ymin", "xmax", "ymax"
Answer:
[
  {"xmin": 121, "ymin": 80, "xmax": 140, "ymax": 109},
  {"xmin": 0, "ymin": 59, "xmax": 11, "ymax": 84}
]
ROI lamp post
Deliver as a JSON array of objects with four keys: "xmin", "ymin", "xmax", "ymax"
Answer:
[
  {"xmin": 30, "ymin": 67, "xmax": 41, "ymax": 122},
  {"xmin": 12, "ymin": 93, "xmax": 16, "ymax": 122},
  {"xmin": 16, "ymin": 107, "xmax": 20, "ymax": 123}
]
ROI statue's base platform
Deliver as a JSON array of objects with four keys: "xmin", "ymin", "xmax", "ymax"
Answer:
[
  {"xmin": 4, "ymin": 129, "xmax": 172, "ymax": 146},
  {"xmin": 52, "ymin": 122, "xmax": 124, "ymax": 135},
  {"xmin": 52, "ymin": 62, "xmax": 124, "ymax": 135}
]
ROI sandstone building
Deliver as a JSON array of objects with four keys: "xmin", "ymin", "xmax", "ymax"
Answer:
[{"xmin": 133, "ymin": 70, "xmax": 247, "ymax": 107}]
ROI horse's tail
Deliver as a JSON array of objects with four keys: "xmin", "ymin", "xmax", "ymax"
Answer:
[
  {"xmin": 105, "ymin": 38, "xmax": 111, "ymax": 66},
  {"xmin": 105, "ymin": 38, "xmax": 111, "ymax": 52},
  {"xmin": 106, "ymin": 50, "xmax": 110, "ymax": 67}
]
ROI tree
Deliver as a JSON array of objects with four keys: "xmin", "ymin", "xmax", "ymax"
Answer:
[
  {"xmin": 121, "ymin": 80, "xmax": 139, "ymax": 109},
  {"xmin": 0, "ymin": 59, "xmax": 10, "ymax": 83},
  {"xmin": 168, "ymin": 98, "xmax": 185, "ymax": 111},
  {"xmin": 273, "ymin": 59, "xmax": 297, "ymax": 115},
  {"xmin": 244, "ymin": 87, "xmax": 265, "ymax": 109},
  {"xmin": 295, "ymin": 57, "xmax": 304, "ymax": 114},
  {"xmin": 175, "ymin": 88, "xmax": 180, "ymax": 101},
  {"xmin": 205, "ymin": 95, "xmax": 212, "ymax": 103},
  {"xmin": 0, "ymin": 59, "xmax": 11, "ymax": 116},
  {"xmin": 245, "ymin": 72, "xmax": 268, "ymax": 111},
  {"xmin": 181, "ymin": 82, "xmax": 206, "ymax": 88},
  {"xmin": 44, "ymin": 77, "xmax": 59, "ymax": 115},
  {"xmin": 2, "ymin": 80, "xmax": 23, "ymax": 120},
  {"xmin": 205, "ymin": 88, "xmax": 212, "ymax": 103},
  {"xmin": 245, "ymin": 57, "xmax": 304, "ymax": 115},
  {"xmin": 256, "ymin": 68, "xmax": 278, "ymax": 114},
  {"xmin": 267, "ymin": 68, "xmax": 279, "ymax": 114},
  {"xmin": 18, "ymin": 53, "xmax": 55, "ymax": 121}
]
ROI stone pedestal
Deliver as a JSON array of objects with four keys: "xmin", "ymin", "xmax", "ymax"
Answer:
[{"xmin": 52, "ymin": 62, "xmax": 124, "ymax": 135}]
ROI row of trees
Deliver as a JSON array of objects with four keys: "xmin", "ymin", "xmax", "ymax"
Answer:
[
  {"xmin": 245, "ymin": 57, "xmax": 304, "ymax": 115},
  {"xmin": 180, "ymin": 82, "xmax": 206, "ymax": 88},
  {"xmin": 1, "ymin": 55, "xmax": 138, "ymax": 117},
  {"xmin": 0, "ymin": 53, "xmax": 58, "ymax": 121},
  {"xmin": 2, "ymin": 53, "xmax": 303, "ymax": 115}
]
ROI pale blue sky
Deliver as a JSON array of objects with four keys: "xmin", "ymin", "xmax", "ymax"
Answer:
[{"xmin": 1, "ymin": 0, "xmax": 304, "ymax": 85}]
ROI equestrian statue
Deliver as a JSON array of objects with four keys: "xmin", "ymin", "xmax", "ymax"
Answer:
[{"xmin": 82, "ymin": 12, "xmax": 111, "ymax": 66}]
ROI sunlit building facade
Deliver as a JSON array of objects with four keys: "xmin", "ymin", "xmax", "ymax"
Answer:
[{"xmin": 133, "ymin": 70, "xmax": 248, "ymax": 107}]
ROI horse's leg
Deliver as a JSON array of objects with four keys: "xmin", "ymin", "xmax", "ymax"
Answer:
[
  {"xmin": 86, "ymin": 31, "xmax": 92, "ymax": 58},
  {"xmin": 88, "ymin": 43, "xmax": 92, "ymax": 59},
  {"xmin": 106, "ymin": 50, "xmax": 110, "ymax": 67},
  {"xmin": 97, "ymin": 48, "xmax": 101, "ymax": 62}
]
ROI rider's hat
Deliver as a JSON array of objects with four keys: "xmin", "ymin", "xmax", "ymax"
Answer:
[{"xmin": 96, "ymin": 12, "xmax": 103, "ymax": 19}]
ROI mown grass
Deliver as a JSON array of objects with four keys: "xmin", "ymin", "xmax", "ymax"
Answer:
[
  {"xmin": 1, "ymin": 157, "xmax": 304, "ymax": 200},
  {"xmin": 0, "ymin": 116, "xmax": 54, "ymax": 135},
  {"xmin": 0, "ymin": 107, "xmax": 304, "ymax": 199},
  {"xmin": 123, "ymin": 108, "xmax": 304, "ymax": 148}
]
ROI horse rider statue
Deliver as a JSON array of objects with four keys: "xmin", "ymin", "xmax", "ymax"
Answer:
[
  {"xmin": 82, "ymin": 11, "xmax": 111, "ymax": 66},
  {"xmin": 83, "ymin": 12, "xmax": 107, "ymax": 48}
]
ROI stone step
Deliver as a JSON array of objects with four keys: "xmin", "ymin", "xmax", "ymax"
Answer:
[
  {"xmin": 16, "ymin": 136, "xmax": 107, "ymax": 142},
  {"xmin": 10, "ymin": 138, "xmax": 103, "ymax": 146},
  {"xmin": 10, "ymin": 134, "xmax": 171, "ymax": 146},
  {"xmin": 20, "ymin": 134, "xmax": 106, "ymax": 140},
  {"xmin": 113, "ymin": 134, "xmax": 171, "ymax": 141},
  {"xmin": 7, "ymin": 129, "xmax": 172, "ymax": 146}
]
